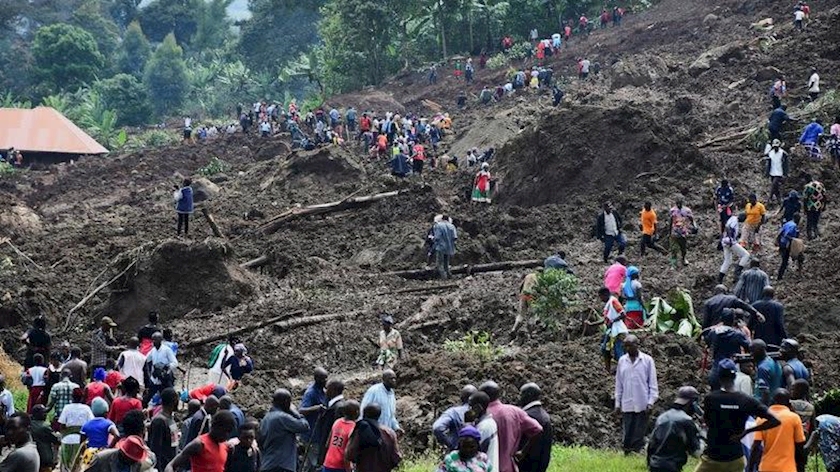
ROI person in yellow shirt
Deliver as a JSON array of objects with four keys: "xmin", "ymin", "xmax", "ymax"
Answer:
[
  {"xmin": 747, "ymin": 389, "xmax": 806, "ymax": 472},
  {"xmin": 741, "ymin": 193, "xmax": 767, "ymax": 252},
  {"xmin": 639, "ymin": 202, "xmax": 667, "ymax": 256}
]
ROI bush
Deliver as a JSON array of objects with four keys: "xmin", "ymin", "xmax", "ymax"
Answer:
[
  {"xmin": 529, "ymin": 269, "xmax": 580, "ymax": 330},
  {"xmin": 198, "ymin": 157, "xmax": 229, "ymax": 176},
  {"xmin": 487, "ymin": 53, "xmax": 509, "ymax": 70},
  {"xmin": 444, "ymin": 332, "xmax": 503, "ymax": 361},
  {"xmin": 126, "ymin": 129, "xmax": 180, "ymax": 150},
  {"xmin": 815, "ymin": 388, "xmax": 840, "ymax": 417},
  {"xmin": 0, "ymin": 162, "xmax": 17, "ymax": 175},
  {"xmin": 487, "ymin": 42, "xmax": 533, "ymax": 70}
]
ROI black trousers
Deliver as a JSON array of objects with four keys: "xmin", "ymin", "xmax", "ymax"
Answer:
[
  {"xmin": 622, "ymin": 411, "xmax": 648, "ymax": 453},
  {"xmin": 806, "ymin": 210, "xmax": 821, "ymax": 238},
  {"xmin": 177, "ymin": 213, "xmax": 189, "ymax": 235}
]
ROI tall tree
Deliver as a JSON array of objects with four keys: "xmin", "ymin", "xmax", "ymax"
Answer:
[
  {"xmin": 138, "ymin": 0, "xmax": 200, "ymax": 45},
  {"xmin": 118, "ymin": 21, "xmax": 151, "ymax": 77},
  {"xmin": 237, "ymin": 0, "xmax": 323, "ymax": 73},
  {"xmin": 107, "ymin": 0, "xmax": 140, "ymax": 29},
  {"xmin": 96, "ymin": 73, "xmax": 152, "ymax": 126},
  {"xmin": 193, "ymin": 0, "xmax": 234, "ymax": 52},
  {"xmin": 143, "ymin": 33, "xmax": 188, "ymax": 116},
  {"xmin": 71, "ymin": 0, "xmax": 121, "ymax": 66},
  {"xmin": 32, "ymin": 23, "xmax": 105, "ymax": 92}
]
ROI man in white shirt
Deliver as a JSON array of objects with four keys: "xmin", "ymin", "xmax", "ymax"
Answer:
[
  {"xmin": 581, "ymin": 58, "xmax": 591, "ymax": 79},
  {"xmin": 808, "ymin": 67, "xmax": 820, "ymax": 101},
  {"xmin": 117, "ymin": 337, "xmax": 146, "ymax": 388},
  {"xmin": 794, "ymin": 8, "xmax": 805, "ymax": 30},
  {"xmin": 0, "ymin": 375, "xmax": 14, "ymax": 419},
  {"xmin": 468, "ymin": 391, "xmax": 499, "ymax": 472},
  {"xmin": 763, "ymin": 139, "xmax": 788, "ymax": 203},
  {"xmin": 144, "ymin": 332, "xmax": 178, "ymax": 405}
]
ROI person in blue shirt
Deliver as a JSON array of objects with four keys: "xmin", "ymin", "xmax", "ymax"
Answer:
[
  {"xmin": 221, "ymin": 343, "xmax": 253, "ymax": 388},
  {"xmin": 768, "ymin": 105, "xmax": 793, "ymax": 140},
  {"xmin": 780, "ymin": 339, "xmax": 810, "ymax": 388},
  {"xmin": 777, "ymin": 213, "xmax": 802, "ymax": 279},
  {"xmin": 329, "ymin": 108, "xmax": 340, "ymax": 128},
  {"xmin": 345, "ymin": 107, "xmax": 357, "ymax": 134},
  {"xmin": 361, "ymin": 369, "xmax": 401, "ymax": 433},
  {"xmin": 433, "ymin": 385, "xmax": 477, "ymax": 450},
  {"xmin": 799, "ymin": 119, "xmax": 825, "ymax": 160},
  {"xmin": 300, "ymin": 367, "xmax": 328, "ymax": 472},
  {"xmin": 174, "ymin": 179, "xmax": 194, "ymax": 237},
  {"xmin": 715, "ymin": 180, "xmax": 735, "ymax": 233},
  {"xmin": 704, "ymin": 310, "xmax": 751, "ymax": 389},
  {"xmin": 751, "ymin": 339, "xmax": 782, "ymax": 404}
]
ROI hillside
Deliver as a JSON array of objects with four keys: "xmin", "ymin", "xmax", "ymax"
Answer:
[{"xmin": 2, "ymin": 0, "xmax": 840, "ymax": 451}]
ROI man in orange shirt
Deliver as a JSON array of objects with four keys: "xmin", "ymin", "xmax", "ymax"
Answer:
[
  {"xmin": 639, "ymin": 202, "xmax": 667, "ymax": 256},
  {"xmin": 748, "ymin": 389, "xmax": 806, "ymax": 472},
  {"xmin": 741, "ymin": 193, "xmax": 767, "ymax": 252}
]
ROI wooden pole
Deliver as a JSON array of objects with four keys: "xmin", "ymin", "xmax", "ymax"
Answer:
[
  {"xmin": 260, "ymin": 190, "xmax": 404, "ymax": 234},
  {"xmin": 240, "ymin": 255, "xmax": 270, "ymax": 270}
]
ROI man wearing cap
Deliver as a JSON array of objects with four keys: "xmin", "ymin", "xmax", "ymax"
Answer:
[
  {"xmin": 697, "ymin": 359, "xmax": 780, "ymax": 472},
  {"xmin": 647, "ymin": 387, "xmax": 703, "ymax": 472},
  {"xmin": 433, "ymin": 385, "xmax": 478, "ymax": 451},
  {"xmin": 90, "ymin": 317, "xmax": 121, "ymax": 378},
  {"xmin": 376, "ymin": 315, "xmax": 404, "ymax": 368},
  {"xmin": 764, "ymin": 139, "xmax": 789, "ymax": 204},
  {"xmin": 615, "ymin": 334, "xmax": 659, "ymax": 455},
  {"xmin": 85, "ymin": 435, "xmax": 150, "ymax": 472},
  {"xmin": 747, "ymin": 389, "xmax": 806, "ymax": 472},
  {"xmin": 780, "ymin": 339, "xmax": 810, "ymax": 388}
]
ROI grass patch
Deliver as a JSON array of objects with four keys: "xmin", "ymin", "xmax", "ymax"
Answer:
[{"xmin": 400, "ymin": 445, "xmax": 700, "ymax": 472}]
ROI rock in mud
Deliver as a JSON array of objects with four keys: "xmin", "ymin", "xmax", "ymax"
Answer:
[{"xmin": 192, "ymin": 178, "xmax": 220, "ymax": 203}]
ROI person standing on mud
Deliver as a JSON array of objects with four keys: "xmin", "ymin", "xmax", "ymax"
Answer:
[
  {"xmin": 596, "ymin": 203, "xmax": 626, "ymax": 263},
  {"xmin": 777, "ymin": 214, "xmax": 803, "ymax": 280},
  {"xmin": 479, "ymin": 381, "xmax": 543, "ymax": 472},
  {"xmin": 144, "ymin": 332, "xmax": 177, "ymax": 405},
  {"xmin": 434, "ymin": 385, "xmax": 478, "ymax": 451},
  {"xmin": 174, "ymin": 178, "xmax": 194, "ymax": 238},
  {"xmin": 647, "ymin": 387, "xmax": 703, "ymax": 472},
  {"xmin": 764, "ymin": 140, "xmax": 789, "ymax": 204},
  {"xmin": 376, "ymin": 315, "xmax": 404, "ymax": 368},
  {"xmin": 361, "ymin": 370, "xmax": 401, "ymax": 434},
  {"xmin": 433, "ymin": 215, "xmax": 458, "ymax": 279},
  {"xmin": 640, "ymin": 202, "xmax": 667, "ymax": 257},
  {"xmin": 615, "ymin": 334, "xmax": 658, "ymax": 455},
  {"xmin": 802, "ymin": 176, "xmax": 827, "ymax": 240},
  {"xmin": 90, "ymin": 316, "xmax": 120, "ymax": 378},
  {"xmin": 750, "ymin": 287, "xmax": 787, "ymax": 348},
  {"xmin": 668, "ymin": 200, "xmax": 695, "ymax": 268},
  {"xmin": 517, "ymin": 383, "xmax": 552, "ymax": 472},
  {"xmin": 20, "ymin": 316, "xmax": 51, "ymax": 369}
]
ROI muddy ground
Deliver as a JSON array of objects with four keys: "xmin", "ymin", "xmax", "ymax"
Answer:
[{"xmin": 2, "ymin": 0, "xmax": 840, "ymax": 451}]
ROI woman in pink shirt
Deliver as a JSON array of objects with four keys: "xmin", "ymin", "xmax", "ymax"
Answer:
[{"xmin": 603, "ymin": 256, "xmax": 628, "ymax": 295}]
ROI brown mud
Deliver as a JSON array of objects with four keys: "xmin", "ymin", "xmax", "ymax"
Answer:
[{"xmin": 2, "ymin": 0, "xmax": 840, "ymax": 452}]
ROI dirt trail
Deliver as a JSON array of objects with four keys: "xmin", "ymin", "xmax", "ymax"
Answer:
[{"xmin": 2, "ymin": 0, "xmax": 840, "ymax": 452}]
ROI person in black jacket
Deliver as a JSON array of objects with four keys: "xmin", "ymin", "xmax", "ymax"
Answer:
[
  {"xmin": 314, "ymin": 379, "xmax": 346, "ymax": 467},
  {"xmin": 647, "ymin": 387, "xmax": 703, "ymax": 472},
  {"xmin": 595, "ymin": 203, "xmax": 626, "ymax": 263},
  {"xmin": 517, "ymin": 383, "xmax": 552, "ymax": 472}
]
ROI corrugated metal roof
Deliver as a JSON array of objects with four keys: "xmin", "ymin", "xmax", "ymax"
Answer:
[{"xmin": 0, "ymin": 107, "xmax": 108, "ymax": 154}]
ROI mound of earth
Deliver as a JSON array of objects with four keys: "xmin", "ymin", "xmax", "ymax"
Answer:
[
  {"xmin": 494, "ymin": 104, "xmax": 706, "ymax": 207},
  {"xmin": 100, "ymin": 239, "xmax": 255, "ymax": 330}
]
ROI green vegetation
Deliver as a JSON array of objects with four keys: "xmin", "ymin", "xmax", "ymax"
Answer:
[
  {"xmin": 815, "ymin": 388, "xmax": 840, "ymax": 417},
  {"xmin": 402, "ymin": 445, "xmax": 699, "ymax": 472},
  {"xmin": 530, "ymin": 269, "xmax": 581, "ymax": 330},
  {"xmin": 0, "ymin": 162, "xmax": 17, "ymax": 176},
  {"xmin": 646, "ymin": 289, "xmax": 701, "ymax": 337},
  {"xmin": 198, "ymin": 157, "xmax": 230, "ymax": 177},
  {"xmin": 444, "ymin": 331, "xmax": 503, "ymax": 361},
  {"xmin": 32, "ymin": 24, "xmax": 105, "ymax": 93}
]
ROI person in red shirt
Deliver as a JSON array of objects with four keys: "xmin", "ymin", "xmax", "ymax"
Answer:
[
  {"xmin": 165, "ymin": 410, "xmax": 236, "ymax": 472},
  {"xmin": 412, "ymin": 143, "xmax": 427, "ymax": 171},
  {"xmin": 564, "ymin": 24, "xmax": 572, "ymax": 40},
  {"xmin": 109, "ymin": 376, "xmax": 142, "ymax": 430},
  {"xmin": 188, "ymin": 383, "xmax": 227, "ymax": 402},
  {"xmin": 322, "ymin": 401, "xmax": 360, "ymax": 472},
  {"xmin": 103, "ymin": 359, "xmax": 124, "ymax": 393},
  {"xmin": 84, "ymin": 368, "xmax": 114, "ymax": 405}
]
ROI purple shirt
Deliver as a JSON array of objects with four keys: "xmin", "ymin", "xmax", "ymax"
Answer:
[
  {"xmin": 486, "ymin": 400, "xmax": 543, "ymax": 472},
  {"xmin": 615, "ymin": 352, "xmax": 659, "ymax": 413}
]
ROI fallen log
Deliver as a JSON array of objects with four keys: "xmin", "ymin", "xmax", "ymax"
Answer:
[
  {"xmin": 63, "ymin": 258, "xmax": 138, "ymax": 332},
  {"xmin": 201, "ymin": 208, "xmax": 225, "ymax": 238},
  {"xmin": 383, "ymin": 259, "xmax": 544, "ymax": 280},
  {"xmin": 378, "ymin": 283, "xmax": 460, "ymax": 296},
  {"xmin": 181, "ymin": 310, "xmax": 305, "ymax": 349},
  {"xmin": 272, "ymin": 312, "xmax": 348, "ymax": 332},
  {"xmin": 260, "ymin": 190, "xmax": 405, "ymax": 234},
  {"xmin": 698, "ymin": 127, "xmax": 757, "ymax": 148},
  {"xmin": 240, "ymin": 255, "xmax": 270, "ymax": 270}
]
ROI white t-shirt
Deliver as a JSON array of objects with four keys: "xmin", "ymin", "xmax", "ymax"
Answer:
[
  {"xmin": 603, "ymin": 212, "xmax": 618, "ymax": 236},
  {"xmin": 59, "ymin": 403, "xmax": 94, "ymax": 428},
  {"xmin": 767, "ymin": 148, "xmax": 786, "ymax": 177},
  {"xmin": 808, "ymin": 73, "xmax": 820, "ymax": 92},
  {"xmin": 184, "ymin": 117, "xmax": 192, "ymax": 128},
  {"xmin": 795, "ymin": 10, "xmax": 805, "ymax": 20},
  {"xmin": 581, "ymin": 60, "xmax": 591, "ymax": 73},
  {"xmin": 27, "ymin": 366, "xmax": 47, "ymax": 387},
  {"xmin": 118, "ymin": 349, "xmax": 147, "ymax": 387},
  {"xmin": 477, "ymin": 415, "xmax": 500, "ymax": 472},
  {"xmin": 260, "ymin": 122, "xmax": 271, "ymax": 132},
  {"xmin": 604, "ymin": 296, "xmax": 629, "ymax": 337}
]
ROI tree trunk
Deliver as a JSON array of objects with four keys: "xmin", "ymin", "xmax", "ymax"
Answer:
[
  {"xmin": 469, "ymin": 8, "xmax": 474, "ymax": 54},
  {"xmin": 260, "ymin": 190, "xmax": 406, "ymax": 234},
  {"xmin": 382, "ymin": 259, "xmax": 544, "ymax": 280},
  {"xmin": 439, "ymin": 1, "xmax": 448, "ymax": 60}
]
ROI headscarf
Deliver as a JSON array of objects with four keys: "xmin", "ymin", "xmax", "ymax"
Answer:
[
  {"xmin": 93, "ymin": 367, "xmax": 106, "ymax": 382},
  {"xmin": 91, "ymin": 397, "xmax": 109, "ymax": 417},
  {"xmin": 458, "ymin": 425, "xmax": 481, "ymax": 441},
  {"xmin": 622, "ymin": 266, "xmax": 640, "ymax": 299}
]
